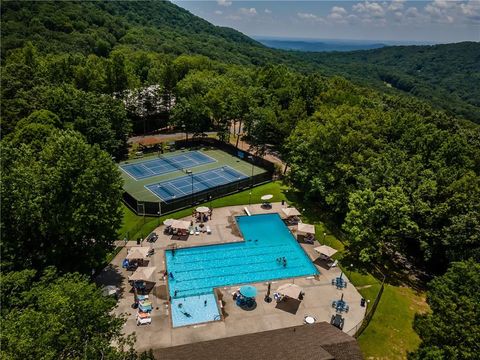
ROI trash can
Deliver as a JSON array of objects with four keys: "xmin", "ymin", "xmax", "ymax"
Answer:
[
  {"xmin": 361, "ymin": 298, "xmax": 366, "ymax": 307},
  {"xmin": 281, "ymin": 200, "xmax": 285, "ymax": 205},
  {"xmin": 136, "ymin": 238, "xmax": 141, "ymax": 245}
]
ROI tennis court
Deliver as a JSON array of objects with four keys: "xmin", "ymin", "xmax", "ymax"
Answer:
[
  {"xmin": 120, "ymin": 151, "xmax": 215, "ymax": 180},
  {"xmin": 145, "ymin": 166, "xmax": 248, "ymax": 202}
]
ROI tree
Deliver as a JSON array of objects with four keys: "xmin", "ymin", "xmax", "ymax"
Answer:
[
  {"xmin": 0, "ymin": 268, "xmax": 138, "ymax": 360},
  {"xmin": 343, "ymin": 186, "xmax": 419, "ymax": 263},
  {"xmin": 0, "ymin": 130, "xmax": 124, "ymax": 273},
  {"xmin": 409, "ymin": 259, "xmax": 480, "ymax": 360}
]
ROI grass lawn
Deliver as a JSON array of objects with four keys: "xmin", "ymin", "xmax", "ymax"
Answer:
[
  {"xmin": 358, "ymin": 285, "xmax": 428, "ymax": 359},
  {"xmin": 117, "ymin": 180, "xmax": 427, "ymax": 358},
  {"xmin": 117, "ymin": 181, "xmax": 289, "ymax": 240}
]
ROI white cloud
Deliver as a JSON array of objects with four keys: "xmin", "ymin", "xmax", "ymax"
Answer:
[
  {"xmin": 217, "ymin": 0, "xmax": 232, "ymax": 7},
  {"xmin": 214, "ymin": 10, "xmax": 223, "ymax": 15},
  {"xmin": 239, "ymin": 7, "xmax": 257, "ymax": 16},
  {"xmin": 404, "ymin": 6, "xmax": 423, "ymax": 19},
  {"xmin": 264, "ymin": 8, "xmax": 272, "ymax": 14},
  {"xmin": 353, "ymin": 1, "xmax": 385, "ymax": 18},
  {"xmin": 425, "ymin": 1, "xmax": 455, "ymax": 23},
  {"xmin": 460, "ymin": 0, "xmax": 480, "ymax": 22},
  {"xmin": 332, "ymin": 6, "xmax": 348, "ymax": 16},
  {"xmin": 297, "ymin": 12, "xmax": 318, "ymax": 20},
  {"xmin": 327, "ymin": 6, "xmax": 350, "ymax": 23},
  {"xmin": 388, "ymin": 0, "xmax": 405, "ymax": 11}
]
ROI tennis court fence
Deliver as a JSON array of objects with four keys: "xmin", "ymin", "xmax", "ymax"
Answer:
[{"xmin": 123, "ymin": 171, "xmax": 273, "ymax": 217}]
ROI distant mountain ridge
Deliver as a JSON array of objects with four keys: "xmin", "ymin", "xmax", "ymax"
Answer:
[
  {"xmin": 256, "ymin": 38, "xmax": 386, "ymax": 52},
  {"xmin": 2, "ymin": 0, "xmax": 479, "ymax": 122}
]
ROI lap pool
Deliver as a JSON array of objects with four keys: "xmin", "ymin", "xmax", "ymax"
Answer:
[{"xmin": 166, "ymin": 213, "xmax": 319, "ymax": 327}]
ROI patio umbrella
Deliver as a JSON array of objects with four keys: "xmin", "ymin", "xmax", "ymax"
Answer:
[
  {"xmin": 163, "ymin": 218, "xmax": 174, "ymax": 226},
  {"xmin": 170, "ymin": 219, "xmax": 190, "ymax": 230},
  {"xmin": 126, "ymin": 247, "xmax": 150, "ymax": 260},
  {"xmin": 261, "ymin": 194, "xmax": 273, "ymax": 201},
  {"xmin": 281, "ymin": 207, "xmax": 301, "ymax": 217},
  {"xmin": 239, "ymin": 285, "xmax": 257, "ymax": 298},
  {"xmin": 196, "ymin": 206, "xmax": 210, "ymax": 213},
  {"xmin": 128, "ymin": 266, "xmax": 157, "ymax": 283},
  {"xmin": 276, "ymin": 283, "xmax": 303, "ymax": 299},
  {"xmin": 314, "ymin": 245, "xmax": 338, "ymax": 258},
  {"xmin": 297, "ymin": 223, "xmax": 315, "ymax": 234}
]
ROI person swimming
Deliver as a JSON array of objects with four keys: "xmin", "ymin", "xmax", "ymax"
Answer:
[
  {"xmin": 183, "ymin": 311, "xmax": 191, "ymax": 317},
  {"xmin": 174, "ymin": 290, "xmax": 178, "ymax": 297},
  {"xmin": 178, "ymin": 303, "xmax": 183, "ymax": 308},
  {"xmin": 169, "ymin": 272, "xmax": 174, "ymax": 280},
  {"xmin": 204, "ymin": 300, "xmax": 207, "ymax": 307}
]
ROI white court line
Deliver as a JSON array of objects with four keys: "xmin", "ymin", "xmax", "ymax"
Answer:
[
  {"xmin": 168, "ymin": 181, "xmax": 190, "ymax": 197},
  {"xmin": 144, "ymin": 184, "xmax": 166, "ymax": 201},
  {"xmin": 119, "ymin": 165, "xmax": 138, "ymax": 181},
  {"xmin": 195, "ymin": 150, "xmax": 218, "ymax": 164}
]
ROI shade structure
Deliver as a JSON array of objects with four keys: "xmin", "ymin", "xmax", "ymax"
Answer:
[
  {"xmin": 261, "ymin": 194, "xmax": 273, "ymax": 201},
  {"xmin": 282, "ymin": 207, "xmax": 301, "ymax": 217},
  {"xmin": 314, "ymin": 245, "xmax": 338, "ymax": 258},
  {"xmin": 196, "ymin": 206, "xmax": 210, "ymax": 213},
  {"xmin": 163, "ymin": 218, "xmax": 175, "ymax": 226},
  {"xmin": 129, "ymin": 266, "xmax": 157, "ymax": 283},
  {"xmin": 126, "ymin": 246, "xmax": 151, "ymax": 260},
  {"xmin": 170, "ymin": 219, "xmax": 190, "ymax": 230},
  {"xmin": 239, "ymin": 285, "xmax": 257, "ymax": 298},
  {"xmin": 297, "ymin": 223, "xmax": 315, "ymax": 234},
  {"xmin": 276, "ymin": 283, "xmax": 303, "ymax": 299}
]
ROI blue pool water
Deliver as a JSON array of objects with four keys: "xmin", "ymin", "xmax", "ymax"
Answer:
[{"xmin": 166, "ymin": 213, "xmax": 318, "ymax": 327}]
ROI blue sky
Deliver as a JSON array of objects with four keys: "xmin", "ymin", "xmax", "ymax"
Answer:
[{"xmin": 172, "ymin": 1, "xmax": 480, "ymax": 43}]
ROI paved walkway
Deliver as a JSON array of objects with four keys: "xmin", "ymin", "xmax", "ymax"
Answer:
[{"xmin": 98, "ymin": 203, "xmax": 366, "ymax": 352}]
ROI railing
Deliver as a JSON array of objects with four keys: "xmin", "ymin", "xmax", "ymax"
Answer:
[{"xmin": 353, "ymin": 270, "xmax": 386, "ymax": 338}]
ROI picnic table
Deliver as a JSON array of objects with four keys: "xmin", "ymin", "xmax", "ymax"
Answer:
[
  {"xmin": 331, "ymin": 299, "xmax": 350, "ymax": 313},
  {"xmin": 331, "ymin": 277, "xmax": 347, "ymax": 289}
]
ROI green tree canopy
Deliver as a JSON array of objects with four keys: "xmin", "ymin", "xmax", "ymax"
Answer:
[
  {"xmin": 0, "ymin": 268, "xmax": 137, "ymax": 360},
  {"xmin": 1, "ymin": 130, "xmax": 123, "ymax": 272},
  {"xmin": 409, "ymin": 259, "xmax": 480, "ymax": 360}
]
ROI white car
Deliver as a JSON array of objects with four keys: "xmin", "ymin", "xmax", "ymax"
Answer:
[{"xmin": 136, "ymin": 311, "xmax": 152, "ymax": 326}]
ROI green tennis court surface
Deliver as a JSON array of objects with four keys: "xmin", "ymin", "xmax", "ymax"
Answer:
[{"xmin": 120, "ymin": 148, "xmax": 267, "ymax": 203}]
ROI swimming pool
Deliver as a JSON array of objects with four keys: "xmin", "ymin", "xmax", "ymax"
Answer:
[{"xmin": 165, "ymin": 213, "xmax": 318, "ymax": 327}]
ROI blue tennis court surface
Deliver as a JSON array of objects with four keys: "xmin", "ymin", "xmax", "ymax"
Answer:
[
  {"xmin": 120, "ymin": 151, "xmax": 215, "ymax": 180},
  {"xmin": 145, "ymin": 166, "xmax": 248, "ymax": 202}
]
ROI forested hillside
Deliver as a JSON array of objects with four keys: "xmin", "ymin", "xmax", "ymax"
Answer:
[
  {"xmin": 1, "ymin": 1, "xmax": 479, "ymax": 358},
  {"xmin": 303, "ymin": 42, "xmax": 480, "ymax": 122},
  {"xmin": 2, "ymin": 1, "xmax": 479, "ymax": 123}
]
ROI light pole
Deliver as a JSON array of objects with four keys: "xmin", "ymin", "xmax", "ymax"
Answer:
[
  {"xmin": 323, "ymin": 232, "xmax": 327, "ymax": 245},
  {"xmin": 186, "ymin": 169, "xmax": 194, "ymax": 206},
  {"xmin": 182, "ymin": 123, "xmax": 187, "ymax": 143},
  {"xmin": 349, "ymin": 263, "xmax": 354, "ymax": 279}
]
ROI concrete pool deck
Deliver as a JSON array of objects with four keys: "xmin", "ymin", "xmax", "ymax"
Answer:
[{"xmin": 97, "ymin": 203, "xmax": 366, "ymax": 352}]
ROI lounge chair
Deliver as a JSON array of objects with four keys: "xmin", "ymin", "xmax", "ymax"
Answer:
[
  {"xmin": 189, "ymin": 226, "xmax": 194, "ymax": 235},
  {"xmin": 328, "ymin": 259, "xmax": 338, "ymax": 269},
  {"xmin": 195, "ymin": 227, "xmax": 200, "ymax": 235},
  {"xmin": 206, "ymin": 225, "xmax": 211, "ymax": 234}
]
